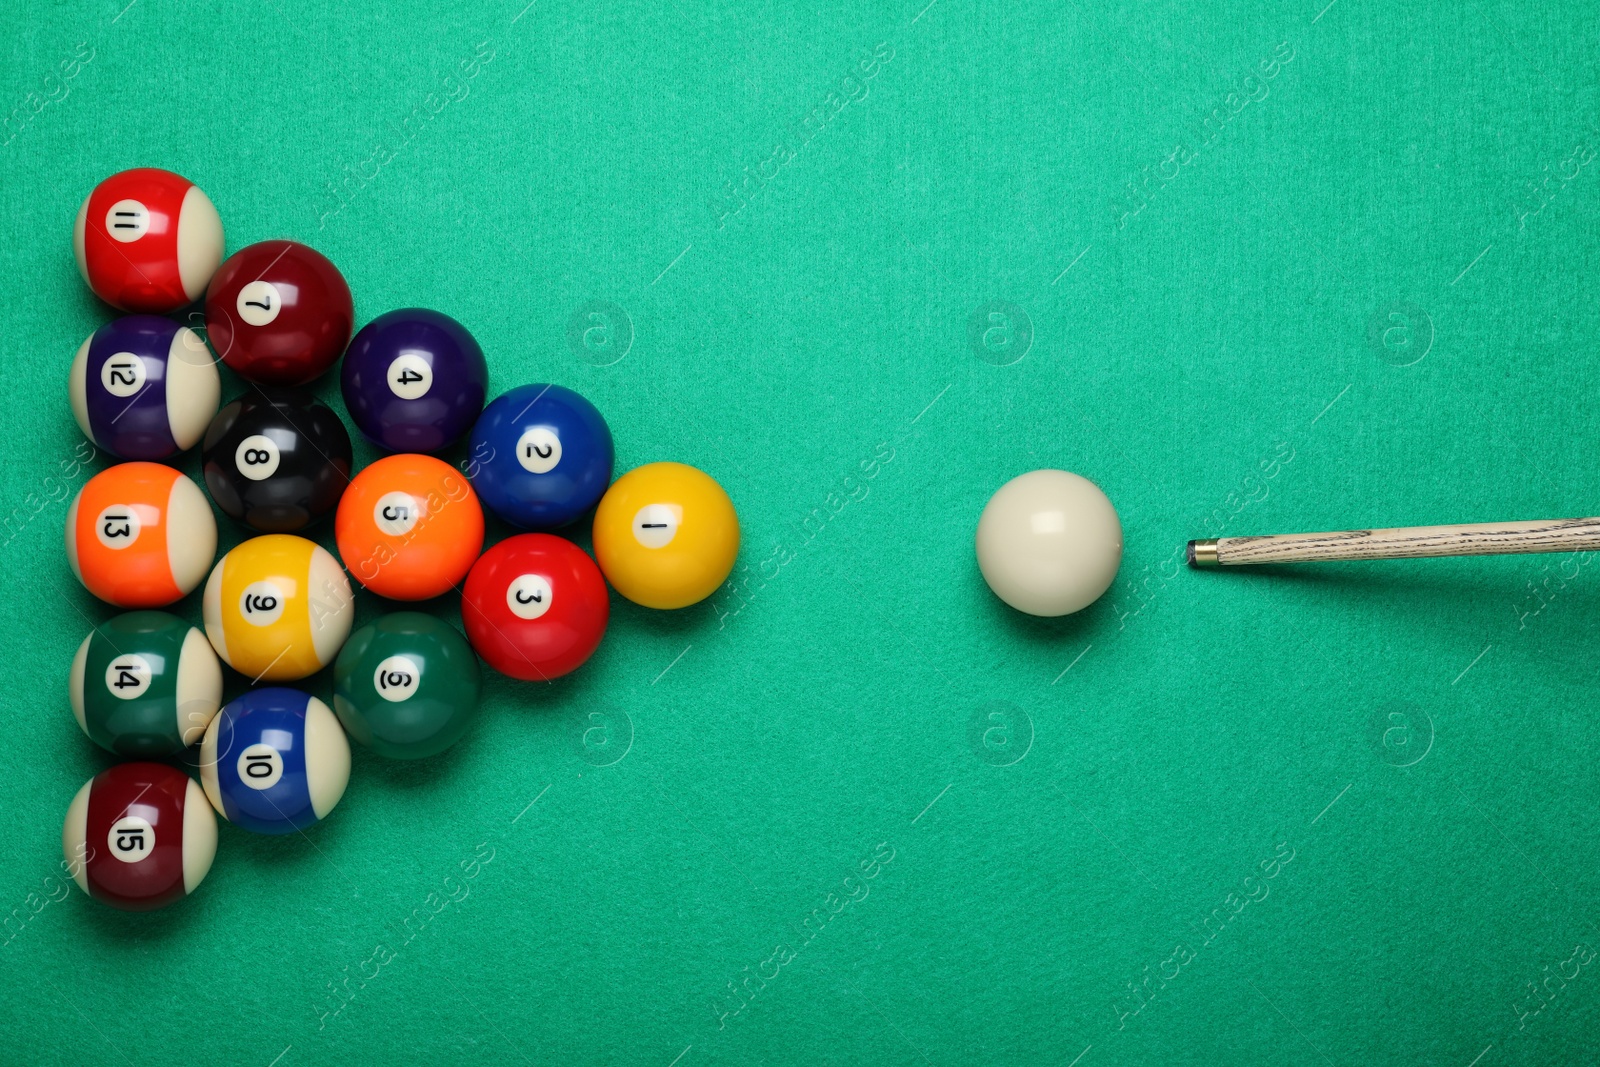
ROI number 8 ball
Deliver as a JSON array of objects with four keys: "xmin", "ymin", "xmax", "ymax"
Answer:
[{"xmin": 202, "ymin": 389, "xmax": 352, "ymax": 532}]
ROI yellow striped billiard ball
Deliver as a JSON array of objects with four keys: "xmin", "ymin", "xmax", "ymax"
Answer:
[
  {"xmin": 592, "ymin": 462, "xmax": 738, "ymax": 609},
  {"xmin": 202, "ymin": 534, "xmax": 353, "ymax": 681}
]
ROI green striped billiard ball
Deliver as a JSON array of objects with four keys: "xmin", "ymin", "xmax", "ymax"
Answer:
[
  {"xmin": 69, "ymin": 611, "xmax": 223, "ymax": 757},
  {"xmin": 332, "ymin": 612, "xmax": 481, "ymax": 759}
]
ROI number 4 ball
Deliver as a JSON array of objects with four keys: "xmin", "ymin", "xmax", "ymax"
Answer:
[
  {"xmin": 74, "ymin": 167, "xmax": 224, "ymax": 313},
  {"xmin": 341, "ymin": 309, "xmax": 488, "ymax": 453},
  {"xmin": 975, "ymin": 469, "xmax": 1123, "ymax": 616}
]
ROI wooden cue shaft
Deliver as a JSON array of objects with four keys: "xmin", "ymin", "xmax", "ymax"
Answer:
[{"xmin": 1187, "ymin": 517, "xmax": 1600, "ymax": 567}]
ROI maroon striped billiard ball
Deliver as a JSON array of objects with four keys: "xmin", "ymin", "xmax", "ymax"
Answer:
[
  {"xmin": 61, "ymin": 762, "xmax": 217, "ymax": 911},
  {"xmin": 205, "ymin": 240, "xmax": 353, "ymax": 386}
]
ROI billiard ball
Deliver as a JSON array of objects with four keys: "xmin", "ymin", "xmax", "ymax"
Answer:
[
  {"xmin": 61, "ymin": 762, "xmax": 217, "ymax": 911},
  {"xmin": 341, "ymin": 309, "xmax": 488, "ymax": 453},
  {"xmin": 461, "ymin": 533, "xmax": 609, "ymax": 680},
  {"xmin": 66, "ymin": 462, "xmax": 217, "ymax": 607},
  {"xmin": 69, "ymin": 611, "xmax": 223, "ymax": 758},
  {"xmin": 333, "ymin": 613, "xmax": 482, "ymax": 759},
  {"xmin": 204, "ymin": 240, "xmax": 353, "ymax": 386},
  {"xmin": 202, "ymin": 534, "xmax": 354, "ymax": 681},
  {"xmin": 201, "ymin": 389, "xmax": 353, "ymax": 532},
  {"xmin": 591, "ymin": 462, "xmax": 739, "ymax": 609},
  {"xmin": 334, "ymin": 453, "xmax": 483, "ymax": 600},
  {"xmin": 73, "ymin": 167, "xmax": 224, "ymax": 313},
  {"xmin": 467, "ymin": 384, "xmax": 613, "ymax": 529},
  {"xmin": 975, "ymin": 469, "xmax": 1123, "ymax": 616},
  {"xmin": 199, "ymin": 688, "xmax": 351, "ymax": 835},
  {"xmin": 68, "ymin": 316, "xmax": 220, "ymax": 460}
]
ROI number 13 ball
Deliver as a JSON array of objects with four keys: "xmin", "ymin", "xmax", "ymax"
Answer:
[
  {"xmin": 73, "ymin": 167, "xmax": 224, "ymax": 313},
  {"xmin": 67, "ymin": 462, "xmax": 217, "ymax": 608},
  {"xmin": 203, "ymin": 534, "xmax": 354, "ymax": 681}
]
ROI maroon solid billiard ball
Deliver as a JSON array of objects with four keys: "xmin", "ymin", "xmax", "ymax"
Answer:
[
  {"xmin": 205, "ymin": 240, "xmax": 353, "ymax": 385},
  {"xmin": 73, "ymin": 167, "xmax": 225, "ymax": 313},
  {"xmin": 61, "ymin": 762, "xmax": 217, "ymax": 911},
  {"xmin": 461, "ymin": 533, "xmax": 609, "ymax": 680}
]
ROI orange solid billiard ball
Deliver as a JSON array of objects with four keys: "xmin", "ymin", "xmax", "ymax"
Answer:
[
  {"xmin": 335, "ymin": 454, "xmax": 484, "ymax": 600},
  {"xmin": 66, "ymin": 462, "xmax": 217, "ymax": 608}
]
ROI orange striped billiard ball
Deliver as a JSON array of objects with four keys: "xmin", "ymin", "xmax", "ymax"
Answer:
[
  {"xmin": 335, "ymin": 454, "xmax": 484, "ymax": 601},
  {"xmin": 66, "ymin": 462, "xmax": 217, "ymax": 608}
]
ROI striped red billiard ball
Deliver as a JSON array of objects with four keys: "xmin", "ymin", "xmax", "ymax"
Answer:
[
  {"xmin": 61, "ymin": 762, "xmax": 217, "ymax": 911},
  {"xmin": 73, "ymin": 167, "xmax": 224, "ymax": 314}
]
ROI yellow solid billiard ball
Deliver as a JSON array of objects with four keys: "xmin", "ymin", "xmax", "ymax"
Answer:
[
  {"xmin": 592, "ymin": 462, "xmax": 738, "ymax": 609},
  {"xmin": 202, "ymin": 534, "xmax": 354, "ymax": 681}
]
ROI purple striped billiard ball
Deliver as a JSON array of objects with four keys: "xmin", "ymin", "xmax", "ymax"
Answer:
[{"xmin": 69, "ymin": 315, "xmax": 221, "ymax": 461}]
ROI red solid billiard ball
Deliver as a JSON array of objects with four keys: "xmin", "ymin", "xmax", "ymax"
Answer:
[
  {"xmin": 461, "ymin": 533, "xmax": 609, "ymax": 680},
  {"xmin": 73, "ymin": 167, "xmax": 225, "ymax": 313},
  {"xmin": 61, "ymin": 762, "xmax": 217, "ymax": 911},
  {"xmin": 205, "ymin": 240, "xmax": 354, "ymax": 385}
]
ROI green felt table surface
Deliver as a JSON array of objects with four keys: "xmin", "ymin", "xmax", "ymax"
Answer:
[{"xmin": 3, "ymin": 0, "xmax": 1600, "ymax": 1063}]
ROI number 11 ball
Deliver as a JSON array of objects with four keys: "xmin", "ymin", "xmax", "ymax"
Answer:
[
  {"xmin": 341, "ymin": 309, "xmax": 488, "ymax": 453},
  {"xmin": 62, "ymin": 762, "xmax": 217, "ymax": 911},
  {"xmin": 975, "ymin": 469, "xmax": 1122, "ymax": 617},
  {"xmin": 69, "ymin": 316, "xmax": 221, "ymax": 460},
  {"xmin": 73, "ymin": 167, "xmax": 224, "ymax": 313}
]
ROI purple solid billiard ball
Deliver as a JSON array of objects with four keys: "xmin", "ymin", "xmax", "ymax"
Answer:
[
  {"xmin": 69, "ymin": 315, "xmax": 221, "ymax": 460},
  {"xmin": 340, "ymin": 309, "xmax": 488, "ymax": 454}
]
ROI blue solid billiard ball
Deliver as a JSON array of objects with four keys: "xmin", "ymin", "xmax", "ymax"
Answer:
[
  {"xmin": 69, "ymin": 315, "xmax": 221, "ymax": 460},
  {"xmin": 340, "ymin": 308, "xmax": 488, "ymax": 453},
  {"xmin": 199, "ymin": 688, "xmax": 351, "ymax": 835},
  {"xmin": 468, "ymin": 384, "xmax": 614, "ymax": 529}
]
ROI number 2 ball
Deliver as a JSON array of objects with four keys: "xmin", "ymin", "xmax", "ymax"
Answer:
[
  {"xmin": 201, "ymin": 389, "xmax": 353, "ymax": 532},
  {"xmin": 73, "ymin": 167, "xmax": 224, "ymax": 313},
  {"xmin": 200, "ymin": 688, "xmax": 351, "ymax": 835},
  {"xmin": 62, "ymin": 762, "xmax": 217, "ymax": 911},
  {"xmin": 69, "ymin": 315, "xmax": 221, "ymax": 460},
  {"xmin": 468, "ymin": 384, "xmax": 613, "ymax": 529},
  {"xmin": 461, "ymin": 533, "xmax": 609, "ymax": 680},
  {"xmin": 67, "ymin": 461, "xmax": 217, "ymax": 608},
  {"xmin": 341, "ymin": 309, "xmax": 488, "ymax": 453},
  {"xmin": 70, "ymin": 611, "xmax": 223, "ymax": 758},
  {"xmin": 205, "ymin": 240, "xmax": 354, "ymax": 386}
]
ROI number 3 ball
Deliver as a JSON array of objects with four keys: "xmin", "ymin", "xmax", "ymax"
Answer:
[
  {"xmin": 334, "ymin": 613, "xmax": 482, "ymax": 759},
  {"xmin": 468, "ymin": 384, "xmax": 614, "ymax": 529},
  {"xmin": 62, "ymin": 762, "xmax": 217, "ymax": 910},
  {"xmin": 201, "ymin": 389, "xmax": 353, "ymax": 532},
  {"xmin": 200, "ymin": 688, "xmax": 351, "ymax": 835},
  {"xmin": 70, "ymin": 611, "xmax": 223, "ymax": 758},
  {"xmin": 335, "ymin": 453, "xmax": 484, "ymax": 600},
  {"xmin": 461, "ymin": 533, "xmax": 609, "ymax": 680},
  {"xmin": 69, "ymin": 315, "xmax": 221, "ymax": 460},
  {"xmin": 341, "ymin": 309, "xmax": 488, "ymax": 453},
  {"xmin": 73, "ymin": 167, "xmax": 224, "ymax": 313},
  {"xmin": 204, "ymin": 240, "xmax": 354, "ymax": 386},
  {"xmin": 202, "ymin": 534, "xmax": 354, "ymax": 681},
  {"xmin": 67, "ymin": 462, "xmax": 217, "ymax": 608}
]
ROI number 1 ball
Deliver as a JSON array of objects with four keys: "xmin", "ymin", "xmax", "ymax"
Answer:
[
  {"xmin": 975, "ymin": 469, "xmax": 1123, "ymax": 617},
  {"xmin": 468, "ymin": 384, "xmax": 614, "ymax": 529},
  {"xmin": 591, "ymin": 462, "xmax": 739, "ymax": 609},
  {"xmin": 200, "ymin": 688, "xmax": 351, "ymax": 835},
  {"xmin": 73, "ymin": 167, "xmax": 224, "ymax": 313},
  {"xmin": 334, "ymin": 613, "xmax": 482, "ymax": 759},
  {"xmin": 205, "ymin": 240, "xmax": 354, "ymax": 386},
  {"xmin": 341, "ymin": 309, "xmax": 488, "ymax": 453},
  {"xmin": 62, "ymin": 762, "xmax": 217, "ymax": 911},
  {"xmin": 69, "ymin": 316, "xmax": 220, "ymax": 460},
  {"xmin": 67, "ymin": 462, "xmax": 217, "ymax": 608},
  {"xmin": 462, "ymin": 533, "xmax": 609, "ymax": 680},
  {"xmin": 70, "ymin": 611, "xmax": 223, "ymax": 758},
  {"xmin": 201, "ymin": 389, "xmax": 353, "ymax": 532}
]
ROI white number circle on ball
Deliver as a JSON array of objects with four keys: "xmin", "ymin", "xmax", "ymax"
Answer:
[
  {"xmin": 95, "ymin": 505, "xmax": 141, "ymax": 549},
  {"xmin": 235, "ymin": 434, "xmax": 281, "ymax": 480},
  {"xmin": 105, "ymin": 200, "xmax": 150, "ymax": 242},
  {"xmin": 373, "ymin": 492, "xmax": 420, "ymax": 537},
  {"xmin": 236, "ymin": 281, "xmax": 282, "ymax": 327},
  {"xmin": 516, "ymin": 427, "xmax": 562, "ymax": 474},
  {"xmin": 108, "ymin": 815, "xmax": 155, "ymax": 862},
  {"xmin": 632, "ymin": 504, "xmax": 680, "ymax": 549},
  {"xmin": 387, "ymin": 354, "xmax": 433, "ymax": 400},
  {"xmin": 100, "ymin": 354, "xmax": 147, "ymax": 397},
  {"xmin": 239, "ymin": 581, "xmax": 285, "ymax": 627},
  {"xmin": 374, "ymin": 655, "xmax": 421, "ymax": 702},
  {"xmin": 105, "ymin": 654, "xmax": 153, "ymax": 700},
  {"xmin": 507, "ymin": 574, "xmax": 553, "ymax": 619},
  {"xmin": 237, "ymin": 743, "xmax": 284, "ymax": 790}
]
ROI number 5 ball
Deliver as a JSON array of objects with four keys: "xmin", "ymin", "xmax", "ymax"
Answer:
[
  {"xmin": 62, "ymin": 762, "xmax": 217, "ymax": 910},
  {"xmin": 67, "ymin": 462, "xmax": 217, "ymax": 608},
  {"xmin": 335, "ymin": 453, "xmax": 484, "ymax": 600},
  {"xmin": 203, "ymin": 534, "xmax": 354, "ymax": 681},
  {"xmin": 592, "ymin": 462, "xmax": 739, "ymax": 609},
  {"xmin": 200, "ymin": 688, "xmax": 350, "ymax": 835},
  {"xmin": 73, "ymin": 167, "xmax": 224, "ymax": 313},
  {"xmin": 69, "ymin": 315, "xmax": 220, "ymax": 460}
]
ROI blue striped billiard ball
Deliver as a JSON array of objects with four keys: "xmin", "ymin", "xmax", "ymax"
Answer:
[
  {"xmin": 199, "ymin": 688, "xmax": 351, "ymax": 835},
  {"xmin": 468, "ymin": 384, "xmax": 614, "ymax": 529},
  {"xmin": 69, "ymin": 315, "xmax": 221, "ymax": 460}
]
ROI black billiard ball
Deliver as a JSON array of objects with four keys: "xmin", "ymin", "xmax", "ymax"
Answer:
[{"xmin": 201, "ymin": 389, "xmax": 353, "ymax": 532}]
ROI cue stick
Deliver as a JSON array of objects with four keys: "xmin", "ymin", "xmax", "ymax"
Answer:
[{"xmin": 1187, "ymin": 516, "xmax": 1600, "ymax": 567}]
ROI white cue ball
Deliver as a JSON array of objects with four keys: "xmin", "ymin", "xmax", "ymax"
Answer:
[{"xmin": 976, "ymin": 470, "xmax": 1123, "ymax": 616}]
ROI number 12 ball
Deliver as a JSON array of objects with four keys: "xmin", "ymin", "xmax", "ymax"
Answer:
[
  {"xmin": 341, "ymin": 309, "xmax": 488, "ymax": 453},
  {"xmin": 468, "ymin": 384, "xmax": 613, "ymax": 529},
  {"xmin": 200, "ymin": 688, "xmax": 351, "ymax": 834},
  {"xmin": 69, "ymin": 316, "xmax": 220, "ymax": 460},
  {"xmin": 73, "ymin": 167, "xmax": 224, "ymax": 313}
]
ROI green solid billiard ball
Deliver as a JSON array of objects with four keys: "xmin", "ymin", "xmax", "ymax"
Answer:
[
  {"xmin": 69, "ymin": 611, "xmax": 224, "ymax": 757},
  {"xmin": 332, "ymin": 613, "xmax": 481, "ymax": 759}
]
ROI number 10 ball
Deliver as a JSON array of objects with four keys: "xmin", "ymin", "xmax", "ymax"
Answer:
[{"xmin": 200, "ymin": 688, "xmax": 351, "ymax": 835}]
